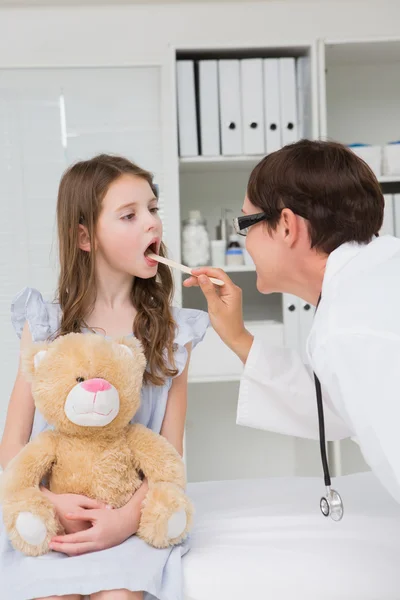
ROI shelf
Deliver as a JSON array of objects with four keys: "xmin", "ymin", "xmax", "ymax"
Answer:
[
  {"xmin": 326, "ymin": 39, "xmax": 400, "ymax": 67},
  {"xmin": 224, "ymin": 264, "xmax": 255, "ymax": 273},
  {"xmin": 179, "ymin": 154, "xmax": 264, "ymax": 172},
  {"xmin": 180, "ymin": 157, "xmax": 400, "ymax": 182},
  {"xmin": 378, "ymin": 175, "xmax": 400, "ymax": 184},
  {"xmin": 188, "ymin": 374, "xmax": 240, "ymax": 384},
  {"xmin": 188, "ymin": 319, "xmax": 284, "ymax": 383}
]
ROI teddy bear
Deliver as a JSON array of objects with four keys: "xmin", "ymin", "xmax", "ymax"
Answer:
[{"xmin": 0, "ymin": 332, "xmax": 193, "ymax": 557}]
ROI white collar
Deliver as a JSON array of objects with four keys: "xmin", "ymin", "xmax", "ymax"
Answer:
[{"xmin": 321, "ymin": 241, "xmax": 369, "ymax": 296}]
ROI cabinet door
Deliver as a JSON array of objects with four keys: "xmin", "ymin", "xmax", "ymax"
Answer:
[
  {"xmin": 282, "ymin": 293, "xmax": 301, "ymax": 351},
  {"xmin": 282, "ymin": 293, "xmax": 315, "ymax": 361},
  {"xmin": 299, "ymin": 298, "xmax": 315, "ymax": 362},
  {"xmin": 0, "ymin": 66, "xmax": 163, "ymax": 435}
]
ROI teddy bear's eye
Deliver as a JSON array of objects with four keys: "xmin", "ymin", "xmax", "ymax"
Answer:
[{"xmin": 76, "ymin": 377, "xmax": 85, "ymax": 383}]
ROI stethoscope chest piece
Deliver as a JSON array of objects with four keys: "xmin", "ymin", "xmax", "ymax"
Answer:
[{"xmin": 320, "ymin": 488, "xmax": 344, "ymax": 521}]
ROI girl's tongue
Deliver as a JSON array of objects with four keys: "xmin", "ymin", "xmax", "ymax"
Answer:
[{"xmin": 144, "ymin": 242, "xmax": 157, "ymax": 256}]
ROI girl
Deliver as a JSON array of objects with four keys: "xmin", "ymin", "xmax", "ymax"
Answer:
[{"xmin": 0, "ymin": 154, "xmax": 209, "ymax": 600}]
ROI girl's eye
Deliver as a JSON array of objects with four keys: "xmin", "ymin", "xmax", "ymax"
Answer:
[
  {"xmin": 122, "ymin": 213, "xmax": 135, "ymax": 221},
  {"xmin": 150, "ymin": 207, "xmax": 159, "ymax": 214}
]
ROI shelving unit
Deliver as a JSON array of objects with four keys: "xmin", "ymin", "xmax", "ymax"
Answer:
[
  {"xmin": 317, "ymin": 36, "xmax": 400, "ymax": 475},
  {"xmin": 170, "ymin": 42, "xmax": 320, "ymax": 483},
  {"xmin": 320, "ymin": 37, "xmax": 400, "ymax": 183},
  {"xmin": 173, "ymin": 37, "xmax": 400, "ymax": 483}
]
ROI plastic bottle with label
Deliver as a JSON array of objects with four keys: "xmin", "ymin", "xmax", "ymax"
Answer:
[{"xmin": 225, "ymin": 233, "xmax": 244, "ymax": 266}]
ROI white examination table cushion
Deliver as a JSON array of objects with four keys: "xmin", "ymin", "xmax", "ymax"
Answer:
[{"xmin": 184, "ymin": 473, "xmax": 400, "ymax": 600}]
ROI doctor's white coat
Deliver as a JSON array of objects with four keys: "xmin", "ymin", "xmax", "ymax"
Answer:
[{"xmin": 237, "ymin": 235, "xmax": 400, "ymax": 503}]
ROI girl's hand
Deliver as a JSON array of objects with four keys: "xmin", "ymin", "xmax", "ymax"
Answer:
[
  {"xmin": 42, "ymin": 487, "xmax": 108, "ymax": 535},
  {"xmin": 49, "ymin": 506, "xmax": 135, "ymax": 556},
  {"xmin": 49, "ymin": 480, "xmax": 148, "ymax": 556},
  {"xmin": 50, "ymin": 500, "xmax": 140, "ymax": 556},
  {"xmin": 183, "ymin": 267, "xmax": 253, "ymax": 363}
]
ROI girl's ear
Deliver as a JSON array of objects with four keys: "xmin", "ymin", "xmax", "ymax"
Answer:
[{"xmin": 78, "ymin": 224, "xmax": 91, "ymax": 252}]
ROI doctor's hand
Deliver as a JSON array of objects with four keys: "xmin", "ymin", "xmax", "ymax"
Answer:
[{"xmin": 184, "ymin": 267, "xmax": 254, "ymax": 363}]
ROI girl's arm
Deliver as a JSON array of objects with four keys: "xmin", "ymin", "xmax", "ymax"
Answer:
[
  {"xmin": 0, "ymin": 323, "xmax": 35, "ymax": 470},
  {"xmin": 160, "ymin": 342, "xmax": 192, "ymax": 456}
]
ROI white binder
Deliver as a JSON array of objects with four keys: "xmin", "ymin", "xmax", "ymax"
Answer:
[
  {"xmin": 199, "ymin": 60, "xmax": 220, "ymax": 156},
  {"xmin": 176, "ymin": 60, "xmax": 199, "ymax": 157},
  {"xmin": 263, "ymin": 58, "xmax": 281, "ymax": 154},
  {"xmin": 279, "ymin": 57, "xmax": 298, "ymax": 146},
  {"xmin": 381, "ymin": 194, "xmax": 395, "ymax": 235},
  {"xmin": 296, "ymin": 56, "xmax": 312, "ymax": 140},
  {"xmin": 393, "ymin": 194, "xmax": 400, "ymax": 237},
  {"xmin": 240, "ymin": 58, "xmax": 265, "ymax": 155},
  {"xmin": 218, "ymin": 60, "xmax": 242, "ymax": 156}
]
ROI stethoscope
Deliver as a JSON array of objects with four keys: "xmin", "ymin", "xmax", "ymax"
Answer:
[{"xmin": 314, "ymin": 294, "xmax": 344, "ymax": 521}]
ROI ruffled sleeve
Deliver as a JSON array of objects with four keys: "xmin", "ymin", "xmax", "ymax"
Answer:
[
  {"xmin": 171, "ymin": 307, "xmax": 210, "ymax": 376},
  {"xmin": 11, "ymin": 287, "xmax": 60, "ymax": 342}
]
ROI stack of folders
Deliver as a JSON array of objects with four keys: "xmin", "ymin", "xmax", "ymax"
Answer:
[
  {"xmin": 382, "ymin": 194, "xmax": 400, "ymax": 237},
  {"xmin": 176, "ymin": 56, "xmax": 309, "ymax": 158}
]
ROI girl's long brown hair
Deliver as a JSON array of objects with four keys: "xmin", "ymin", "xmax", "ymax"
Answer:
[{"xmin": 56, "ymin": 154, "xmax": 178, "ymax": 385}]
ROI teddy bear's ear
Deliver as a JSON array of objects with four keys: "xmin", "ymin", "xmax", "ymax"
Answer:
[
  {"xmin": 115, "ymin": 337, "xmax": 146, "ymax": 368},
  {"xmin": 118, "ymin": 344, "xmax": 134, "ymax": 358},
  {"xmin": 22, "ymin": 342, "xmax": 50, "ymax": 380}
]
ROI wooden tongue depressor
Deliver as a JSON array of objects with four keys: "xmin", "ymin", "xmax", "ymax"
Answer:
[{"xmin": 147, "ymin": 253, "xmax": 224, "ymax": 286}]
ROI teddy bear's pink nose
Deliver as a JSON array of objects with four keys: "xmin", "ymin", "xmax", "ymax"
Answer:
[{"xmin": 80, "ymin": 378, "xmax": 112, "ymax": 393}]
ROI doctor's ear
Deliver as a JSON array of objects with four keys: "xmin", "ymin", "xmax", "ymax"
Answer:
[{"xmin": 280, "ymin": 208, "xmax": 299, "ymax": 246}]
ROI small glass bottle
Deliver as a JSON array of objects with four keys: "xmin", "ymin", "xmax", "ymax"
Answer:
[{"xmin": 182, "ymin": 210, "xmax": 211, "ymax": 267}]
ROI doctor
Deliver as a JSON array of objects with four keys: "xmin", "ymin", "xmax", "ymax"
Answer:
[{"xmin": 184, "ymin": 139, "xmax": 400, "ymax": 507}]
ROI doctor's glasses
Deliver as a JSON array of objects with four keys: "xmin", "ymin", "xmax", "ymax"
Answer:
[{"xmin": 233, "ymin": 212, "xmax": 268, "ymax": 236}]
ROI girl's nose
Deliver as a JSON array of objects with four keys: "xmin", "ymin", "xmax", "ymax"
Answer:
[
  {"xmin": 80, "ymin": 378, "xmax": 112, "ymax": 393},
  {"xmin": 145, "ymin": 220, "xmax": 157, "ymax": 233},
  {"xmin": 145, "ymin": 209, "xmax": 160, "ymax": 232}
]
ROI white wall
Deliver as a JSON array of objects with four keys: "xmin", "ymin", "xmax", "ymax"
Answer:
[{"xmin": 0, "ymin": 1, "xmax": 399, "ymax": 68}]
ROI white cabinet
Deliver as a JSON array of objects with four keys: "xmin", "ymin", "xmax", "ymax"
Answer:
[
  {"xmin": 189, "ymin": 319, "xmax": 284, "ymax": 382},
  {"xmin": 319, "ymin": 39, "xmax": 400, "ymax": 148},
  {"xmin": 318, "ymin": 37, "xmax": 400, "ymax": 246},
  {"xmin": 315, "ymin": 37, "xmax": 400, "ymax": 475},
  {"xmin": 172, "ymin": 38, "xmax": 396, "ymax": 482},
  {"xmin": 169, "ymin": 44, "xmax": 321, "ymax": 482}
]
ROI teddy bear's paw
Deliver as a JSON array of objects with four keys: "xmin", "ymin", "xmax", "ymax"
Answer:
[
  {"xmin": 16, "ymin": 511, "xmax": 47, "ymax": 546},
  {"xmin": 167, "ymin": 508, "xmax": 187, "ymax": 540},
  {"xmin": 137, "ymin": 481, "xmax": 194, "ymax": 548}
]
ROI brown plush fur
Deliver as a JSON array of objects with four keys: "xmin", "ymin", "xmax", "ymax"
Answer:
[{"xmin": 0, "ymin": 333, "xmax": 193, "ymax": 556}]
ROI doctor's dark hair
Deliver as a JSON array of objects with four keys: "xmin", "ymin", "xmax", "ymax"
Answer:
[
  {"xmin": 56, "ymin": 154, "xmax": 178, "ymax": 386},
  {"xmin": 247, "ymin": 139, "xmax": 384, "ymax": 254}
]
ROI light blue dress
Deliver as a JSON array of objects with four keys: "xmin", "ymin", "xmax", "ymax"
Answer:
[{"xmin": 0, "ymin": 287, "xmax": 209, "ymax": 600}]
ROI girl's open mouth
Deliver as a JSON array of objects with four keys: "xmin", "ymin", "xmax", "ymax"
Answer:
[{"xmin": 144, "ymin": 241, "xmax": 159, "ymax": 267}]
